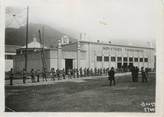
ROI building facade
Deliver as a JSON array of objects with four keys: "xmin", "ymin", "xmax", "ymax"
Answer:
[
  {"xmin": 5, "ymin": 45, "xmax": 21, "ymax": 72},
  {"xmin": 13, "ymin": 39, "xmax": 155, "ymax": 73}
]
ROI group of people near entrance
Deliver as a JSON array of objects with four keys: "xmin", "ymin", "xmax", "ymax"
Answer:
[{"xmin": 8, "ymin": 66, "xmax": 150, "ymax": 86}]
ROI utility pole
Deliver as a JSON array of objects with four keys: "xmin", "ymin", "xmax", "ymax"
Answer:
[
  {"xmin": 25, "ymin": 6, "xmax": 29, "ymax": 71},
  {"xmin": 38, "ymin": 30, "xmax": 47, "ymax": 72},
  {"xmin": 42, "ymin": 26, "xmax": 45, "ymax": 47}
]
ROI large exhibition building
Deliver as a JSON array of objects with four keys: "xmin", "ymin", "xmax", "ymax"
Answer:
[{"xmin": 13, "ymin": 37, "xmax": 155, "ymax": 73}]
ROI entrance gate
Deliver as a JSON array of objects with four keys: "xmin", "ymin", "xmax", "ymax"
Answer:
[{"xmin": 65, "ymin": 59, "xmax": 73, "ymax": 74}]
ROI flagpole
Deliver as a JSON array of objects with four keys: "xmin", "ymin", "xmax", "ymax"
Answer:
[{"xmin": 25, "ymin": 6, "xmax": 29, "ymax": 71}]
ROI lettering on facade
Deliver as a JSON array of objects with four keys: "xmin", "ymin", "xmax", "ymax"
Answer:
[
  {"xmin": 125, "ymin": 48, "xmax": 144, "ymax": 52},
  {"xmin": 102, "ymin": 47, "xmax": 122, "ymax": 51},
  {"xmin": 102, "ymin": 47, "xmax": 144, "ymax": 52}
]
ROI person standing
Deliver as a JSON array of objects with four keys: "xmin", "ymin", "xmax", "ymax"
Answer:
[
  {"xmin": 131, "ymin": 66, "xmax": 135, "ymax": 82},
  {"xmin": 141, "ymin": 67, "xmax": 147, "ymax": 82},
  {"xmin": 31, "ymin": 69, "xmax": 35, "ymax": 83},
  {"xmin": 80, "ymin": 67, "xmax": 82, "ymax": 77},
  {"xmin": 9, "ymin": 68, "xmax": 14, "ymax": 85},
  {"xmin": 94, "ymin": 68, "xmax": 97, "ymax": 76},
  {"xmin": 145, "ymin": 68, "xmax": 149, "ymax": 80},
  {"xmin": 76, "ymin": 68, "xmax": 79, "ymax": 78},
  {"xmin": 73, "ymin": 68, "xmax": 76, "ymax": 78},
  {"xmin": 68, "ymin": 69, "xmax": 71, "ymax": 79},
  {"xmin": 84, "ymin": 68, "xmax": 87, "ymax": 77},
  {"xmin": 62, "ymin": 68, "xmax": 66, "ymax": 79},
  {"xmin": 36, "ymin": 69, "xmax": 40, "ymax": 82},
  {"xmin": 50, "ymin": 68, "xmax": 55, "ymax": 80},
  {"xmin": 22, "ymin": 68, "xmax": 26, "ymax": 84},
  {"xmin": 135, "ymin": 66, "xmax": 139, "ymax": 82},
  {"xmin": 108, "ymin": 67, "xmax": 116, "ymax": 86},
  {"xmin": 87, "ymin": 68, "xmax": 89, "ymax": 76},
  {"xmin": 42, "ymin": 68, "xmax": 47, "ymax": 82}
]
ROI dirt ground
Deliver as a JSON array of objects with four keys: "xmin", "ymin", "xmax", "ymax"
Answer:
[{"xmin": 5, "ymin": 73, "xmax": 155, "ymax": 112}]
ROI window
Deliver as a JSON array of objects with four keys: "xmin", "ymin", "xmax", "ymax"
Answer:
[
  {"xmin": 123, "ymin": 57, "xmax": 127, "ymax": 62},
  {"xmin": 97, "ymin": 56, "xmax": 102, "ymax": 61},
  {"xmin": 111, "ymin": 56, "xmax": 116, "ymax": 62},
  {"xmin": 144, "ymin": 58, "xmax": 148, "ymax": 62},
  {"xmin": 117, "ymin": 57, "xmax": 122, "ymax": 62},
  {"xmin": 129, "ymin": 57, "xmax": 133, "ymax": 62},
  {"xmin": 140, "ymin": 58, "xmax": 143, "ymax": 62},
  {"xmin": 104, "ymin": 56, "xmax": 109, "ymax": 62},
  {"xmin": 134, "ymin": 58, "xmax": 138, "ymax": 62}
]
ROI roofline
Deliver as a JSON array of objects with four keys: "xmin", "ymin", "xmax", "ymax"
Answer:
[
  {"xmin": 79, "ymin": 40, "xmax": 155, "ymax": 50},
  {"xmin": 61, "ymin": 42, "xmax": 77, "ymax": 47},
  {"xmin": 16, "ymin": 47, "xmax": 86, "ymax": 52}
]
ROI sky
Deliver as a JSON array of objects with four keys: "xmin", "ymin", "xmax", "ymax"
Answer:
[{"xmin": 5, "ymin": 0, "xmax": 157, "ymax": 46}]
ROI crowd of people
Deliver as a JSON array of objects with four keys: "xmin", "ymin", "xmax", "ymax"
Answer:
[
  {"xmin": 8, "ymin": 66, "xmax": 151, "ymax": 85},
  {"xmin": 107, "ymin": 66, "xmax": 150, "ymax": 86},
  {"xmin": 8, "ymin": 67, "xmax": 109, "ymax": 85}
]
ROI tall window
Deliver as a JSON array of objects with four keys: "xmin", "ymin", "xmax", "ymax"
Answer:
[
  {"xmin": 104, "ymin": 56, "xmax": 109, "ymax": 62},
  {"xmin": 111, "ymin": 56, "xmax": 116, "ymax": 62},
  {"xmin": 97, "ymin": 56, "xmax": 102, "ymax": 61},
  {"xmin": 117, "ymin": 57, "xmax": 122, "ymax": 62},
  {"xmin": 134, "ymin": 58, "xmax": 138, "ymax": 62},
  {"xmin": 144, "ymin": 58, "xmax": 148, "ymax": 62},
  {"xmin": 129, "ymin": 57, "xmax": 133, "ymax": 62},
  {"xmin": 123, "ymin": 57, "xmax": 127, "ymax": 62},
  {"xmin": 140, "ymin": 58, "xmax": 143, "ymax": 62}
]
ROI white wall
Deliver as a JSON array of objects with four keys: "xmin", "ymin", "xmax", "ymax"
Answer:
[
  {"xmin": 5, "ymin": 60, "xmax": 13, "ymax": 72},
  {"xmin": 14, "ymin": 50, "xmax": 50, "ymax": 72},
  {"xmin": 81, "ymin": 42, "xmax": 155, "ymax": 70}
]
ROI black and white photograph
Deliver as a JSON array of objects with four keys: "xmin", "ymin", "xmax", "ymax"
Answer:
[{"xmin": 1, "ymin": 0, "xmax": 164, "ymax": 114}]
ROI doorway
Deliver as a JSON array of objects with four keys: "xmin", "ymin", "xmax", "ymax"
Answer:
[{"xmin": 65, "ymin": 59, "xmax": 73, "ymax": 74}]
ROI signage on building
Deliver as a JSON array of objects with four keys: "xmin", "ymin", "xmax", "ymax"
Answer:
[
  {"xmin": 102, "ymin": 46, "xmax": 143, "ymax": 52},
  {"xmin": 125, "ymin": 48, "xmax": 144, "ymax": 52},
  {"xmin": 103, "ymin": 47, "xmax": 122, "ymax": 51}
]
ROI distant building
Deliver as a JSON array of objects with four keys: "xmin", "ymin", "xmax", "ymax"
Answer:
[
  {"xmin": 5, "ymin": 45, "xmax": 21, "ymax": 72},
  {"xmin": 21, "ymin": 37, "xmax": 47, "ymax": 49},
  {"xmin": 13, "ymin": 37, "xmax": 155, "ymax": 73},
  {"xmin": 61, "ymin": 35, "xmax": 69, "ymax": 45}
]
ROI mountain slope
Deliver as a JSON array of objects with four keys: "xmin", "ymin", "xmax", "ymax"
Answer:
[{"xmin": 5, "ymin": 23, "xmax": 77, "ymax": 48}]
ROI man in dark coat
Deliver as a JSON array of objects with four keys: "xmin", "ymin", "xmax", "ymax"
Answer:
[
  {"xmin": 141, "ymin": 67, "xmax": 148, "ymax": 82},
  {"xmin": 35, "ymin": 69, "xmax": 40, "ymax": 82},
  {"xmin": 22, "ymin": 68, "xmax": 26, "ymax": 84},
  {"xmin": 50, "ymin": 68, "xmax": 55, "ymax": 80},
  {"xmin": 42, "ymin": 68, "xmax": 47, "ymax": 82},
  {"xmin": 62, "ymin": 68, "xmax": 66, "ymax": 79},
  {"xmin": 108, "ymin": 67, "xmax": 116, "ymax": 86},
  {"xmin": 135, "ymin": 66, "xmax": 139, "ymax": 82},
  {"xmin": 80, "ymin": 67, "xmax": 82, "ymax": 77},
  {"xmin": 131, "ymin": 66, "xmax": 135, "ymax": 82},
  {"xmin": 56, "ymin": 69, "xmax": 60, "ymax": 80},
  {"xmin": 31, "ymin": 69, "xmax": 35, "ymax": 83},
  {"xmin": 9, "ymin": 68, "xmax": 14, "ymax": 85}
]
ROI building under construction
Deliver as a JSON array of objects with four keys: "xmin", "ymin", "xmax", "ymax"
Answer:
[{"xmin": 13, "ymin": 36, "xmax": 155, "ymax": 73}]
